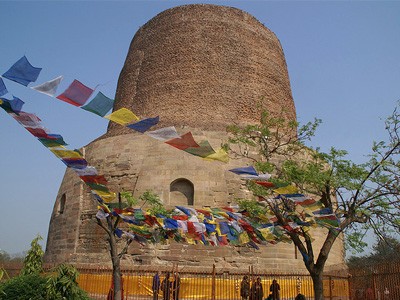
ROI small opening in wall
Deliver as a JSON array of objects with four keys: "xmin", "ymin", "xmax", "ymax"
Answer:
[
  {"xmin": 170, "ymin": 178, "xmax": 194, "ymax": 206},
  {"xmin": 58, "ymin": 193, "xmax": 66, "ymax": 214}
]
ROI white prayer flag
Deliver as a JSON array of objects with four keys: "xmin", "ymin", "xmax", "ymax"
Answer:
[
  {"xmin": 145, "ymin": 126, "xmax": 180, "ymax": 141},
  {"xmin": 31, "ymin": 75, "xmax": 63, "ymax": 96}
]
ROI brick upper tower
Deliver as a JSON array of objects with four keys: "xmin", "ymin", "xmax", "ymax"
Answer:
[
  {"xmin": 107, "ymin": 4, "xmax": 296, "ymax": 137},
  {"xmin": 44, "ymin": 4, "xmax": 345, "ymax": 273}
]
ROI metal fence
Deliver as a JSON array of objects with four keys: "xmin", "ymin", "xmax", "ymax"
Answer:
[
  {"xmin": 2, "ymin": 263, "xmax": 350, "ymax": 300},
  {"xmin": 349, "ymin": 262, "xmax": 400, "ymax": 300}
]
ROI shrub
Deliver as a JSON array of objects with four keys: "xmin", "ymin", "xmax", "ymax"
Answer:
[{"xmin": 0, "ymin": 273, "xmax": 47, "ymax": 300}]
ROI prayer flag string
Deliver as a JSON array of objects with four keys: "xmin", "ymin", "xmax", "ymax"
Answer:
[{"xmin": 0, "ymin": 56, "xmax": 228, "ymax": 163}]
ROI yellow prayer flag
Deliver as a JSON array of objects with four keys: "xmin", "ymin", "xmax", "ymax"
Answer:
[
  {"xmin": 0, "ymin": 99, "xmax": 3, "ymax": 105},
  {"xmin": 258, "ymin": 227, "xmax": 275, "ymax": 241},
  {"xmin": 238, "ymin": 232, "xmax": 250, "ymax": 244},
  {"xmin": 50, "ymin": 149, "xmax": 83, "ymax": 159},
  {"xmin": 93, "ymin": 190, "xmax": 116, "ymax": 202},
  {"xmin": 203, "ymin": 148, "xmax": 229, "ymax": 163},
  {"xmin": 104, "ymin": 108, "xmax": 139, "ymax": 125},
  {"xmin": 274, "ymin": 184, "xmax": 298, "ymax": 195}
]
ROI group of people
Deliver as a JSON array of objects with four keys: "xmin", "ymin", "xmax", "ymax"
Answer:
[
  {"xmin": 240, "ymin": 276, "xmax": 281, "ymax": 300},
  {"xmin": 152, "ymin": 271, "xmax": 181, "ymax": 300}
]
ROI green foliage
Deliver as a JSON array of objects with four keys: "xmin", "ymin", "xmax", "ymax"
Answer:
[
  {"xmin": 347, "ymin": 236, "xmax": 400, "ymax": 269},
  {"xmin": 120, "ymin": 191, "xmax": 139, "ymax": 207},
  {"xmin": 46, "ymin": 264, "xmax": 91, "ymax": 300},
  {"xmin": 140, "ymin": 190, "xmax": 171, "ymax": 216},
  {"xmin": 20, "ymin": 235, "xmax": 44, "ymax": 276},
  {"xmin": 0, "ymin": 273, "xmax": 48, "ymax": 300}
]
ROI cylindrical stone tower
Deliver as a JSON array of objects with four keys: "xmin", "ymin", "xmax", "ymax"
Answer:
[{"xmin": 44, "ymin": 4, "xmax": 345, "ymax": 273}]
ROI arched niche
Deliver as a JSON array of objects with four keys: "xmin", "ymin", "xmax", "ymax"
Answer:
[{"xmin": 170, "ymin": 178, "xmax": 194, "ymax": 206}]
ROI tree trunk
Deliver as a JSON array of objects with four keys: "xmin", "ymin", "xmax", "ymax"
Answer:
[
  {"xmin": 311, "ymin": 271, "xmax": 324, "ymax": 300},
  {"xmin": 109, "ymin": 225, "xmax": 122, "ymax": 300}
]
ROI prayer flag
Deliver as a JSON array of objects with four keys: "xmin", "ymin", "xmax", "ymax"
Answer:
[
  {"xmin": 74, "ymin": 166, "xmax": 98, "ymax": 176},
  {"xmin": 31, "ymin": 75, "xmax": 63, "ymax": 97},
  {"xmin": 12, "ymin": 112, "xmax": 41, "ymax": 127},
  {"xmin": 241, "ymin": 173, "xmax": 272, "ymax": 180},
  {"xmin": 175, "ymin": 206, "xmax": 192, "ymax": 216},
  {"xmin": 2, "ymin": 56, "xmax": 42, "ymax": 86},
  {"xmin": 0, "ymin": 78, "xmax": 8, "ymax": 96},
  {"xmin": 61, "ymin": 157, "xmax": 88, "ymax": 169},
  {"xmin": 104, "ymin": 108, "xmax": 139, "ymax": 125},
  {"xmin": 165, "ymin": 218, "xmax": 179, "ymax": 230},
  {"xmin": 204, "ymin": 148, "xmax": 229, "ymax": 163},
  {"xmin": 145, "ymin": 126, "xmax": 180, "ymax": 141},
  {"xmin": 255, "ymin": 181, "xmax": 274, "ymax": 188},
  {"xmin": 127, "ymin": 116, "xmax": 160, "ymax": 133},
  {"xmin": 96, "ymin": 209, "xmax": 109, "ymax": 220},
  {"xmin": 50, "ymin": 149, "xmax": 83, "ymax": 159},
  {"xmin": 229, "ymin": 166, "xmax": 258, "ymax": 176},
  {"xmin": 184, "ymin": 140, "xmax": 215, "ymax": 157},
  {"xmin": 25, "ymin": 127, "xmax": 53, "ymax": 139},
  {"xmin": 81, "ymin": 92, "xmax": 114, "ymax": 117},
  {"xmin": 79, "ymin": 175, "xmax": 108, "ymax": 185},
  {"xmin": 114, "ymin": 228, "xmax": 123, "ymax": 238},
  {"xmin": 39, "ymin": 135, "xmax": 67, "ymax": 148},
  {"xmin": 274, "ymin": 185, "xmax": 298, "ymax": 195},
  {"xmin": 56, "ymin": 79, "xmax": 94, "ymax": 106},
  {"xmin": 165, "ymin": 132, "xmax": 199, "ymax": 150},
  {"xmin": 0, "ymin": 96, "xmax": 24, "ymax": 114},
  {"xmin": 92, "ymin": 190, "xmax": 116, "ymax": 202}
]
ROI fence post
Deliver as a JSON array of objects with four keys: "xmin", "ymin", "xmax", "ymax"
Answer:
[{"xmin": 212, "ymin": 264, "xmax": 216, "ymax": 300}]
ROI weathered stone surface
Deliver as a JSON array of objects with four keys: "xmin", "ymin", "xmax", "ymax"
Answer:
[{"xmin": 44, "ymin": 4, "xmax": 345, "ymax": 274}]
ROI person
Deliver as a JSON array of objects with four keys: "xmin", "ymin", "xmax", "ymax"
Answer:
[
  {"xmin": 295, "ymin": 293, "xmax": 306, "ymax": 300},
  {"xmin": 250, "ymin": 277, "xmax": 263, "ymax": 300},
  {"xmin": 240, "ymin": 275, "xmax": 250, "ymax": 300},
  {"xmin": 365, "ymin": 287, "xmax": 374, "ymax": 300},
  {"xmin": 152, "ymin": 271, "xmax": 161, "ymax": 300},
  {"xmin": 269, "ymin": 279, "xmax": 280, "ymax": 300},
  {"xmin": 172, "ymin": 271, "xmax": 181, "ymax": 300},
  {"xmin": 161, "ymin": 272, "xmax": 172, "ymax": 300}
]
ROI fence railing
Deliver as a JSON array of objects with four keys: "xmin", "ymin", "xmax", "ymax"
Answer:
[
  {"xmin": 349, "ymin": 261, "xmax": 400, "ymax": 300},
  {"xmin": 1, "ymin": 262, "xmax": 350, "ymax": 300}
]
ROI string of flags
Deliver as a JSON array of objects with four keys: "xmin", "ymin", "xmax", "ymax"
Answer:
[
  {"xmin": 0, "ymin": 55, "xmax": 229, "ymax": 163},
  {"xmin": 0, "ymin": 56, "xmax": 341, "ymax": 249}
]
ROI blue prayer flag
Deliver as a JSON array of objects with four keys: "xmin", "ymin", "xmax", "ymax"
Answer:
[
  {"xmin": 115, "ymin": 228, "xmax": 123, "ymax": 238},
  {"xmin": 127, "ymin": 116, "xmax": 160, "ymax": 133},
  {"xmin": 164, "ymin": 218, "xmax": 179, "ymax": 230},
  {"xmin": 175, "ymin": 206, "xmax": 192, "ymax": 216},
  {"xmin": 0, "ymin": 78, "xmax": 8, "ymax": 96},
  {"xmin": 0, "ymin": 96, "xmax": 25, "ymax": 114},
  {"xmin": 2, "ymin": 56, "xmax": 42, "ymax": 86},
  {"xmin": 228, "ymin": 166, "xmax": 258, "ymax": 176},
  {"xmin": 81, "ymin": 92, "xmax": 114, "ymax": 117}
]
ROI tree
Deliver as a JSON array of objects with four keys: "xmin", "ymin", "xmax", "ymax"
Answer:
[
  {"xmin": 224, "ymin": 106, "xmax": 400, "ymax": 300},
  {"xmin": 20, "ymin": 234, "xmax": 44, "ymax": 276},
  {"xmin": 95, "ymin": 190, "xmax": 168, "ymax": 300},
  {"xmin": 347, "ymin": 236, "xmax": 400, "ymax": 269}
]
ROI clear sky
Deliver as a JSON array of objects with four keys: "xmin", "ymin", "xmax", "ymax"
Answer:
[{"xmin": 0, "ymin": 1, "xmax": 399, "ymax": 256}]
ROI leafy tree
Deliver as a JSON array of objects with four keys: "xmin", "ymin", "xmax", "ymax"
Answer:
[
  {"xmin": 20, "ymin": 235, "xmax": 44, "ymax": 276},
  {"xmin": 347, "ymin": 236, "xmax": 400, "ymax": 269},
  {"xmin": 46, "ymin": 264, "xmax": 91, "ymax": 300},
  {"xmin": 224, "ymin": 106, "xmax": 400, "ymax": 300}
]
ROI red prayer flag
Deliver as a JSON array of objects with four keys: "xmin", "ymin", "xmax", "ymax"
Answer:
[
  {"xmin": 56, "ymin": 79, "xmax": 94, "ymax": 107},
  {"xmin": 165, "ymin": 132, "xmax": 199, "ymax": 150},
  {"xmin": 255, "ymin": 181, "xmax": 275, "ymax": 188},
  {"xmin": 80, "ymin": 175, "xmax": 108, "ymax": 185}
]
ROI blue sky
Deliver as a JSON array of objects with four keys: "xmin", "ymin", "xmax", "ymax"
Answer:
[{"xmin": 0, "ymin": 1, "xmax": 399, "ymax": 255}]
